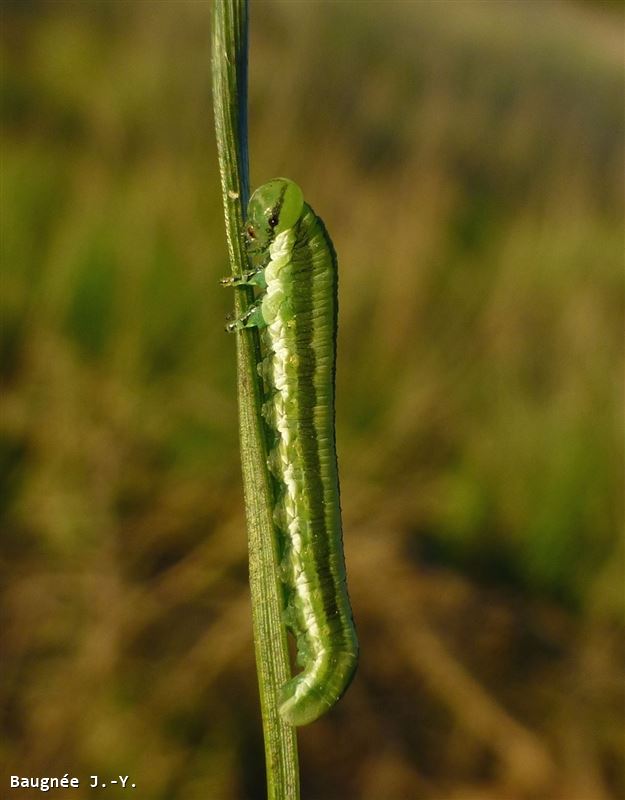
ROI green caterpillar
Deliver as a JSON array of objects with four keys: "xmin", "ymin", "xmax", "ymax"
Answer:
[{"xmin": 225, "ymin": 178, "xmax": 358, "ymax": 726}]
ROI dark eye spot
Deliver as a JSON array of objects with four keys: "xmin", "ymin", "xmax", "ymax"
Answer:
[
  {"xmin": 268, "ymin": 216, "xmax": 278, "ymax": 228},
  {"xmin": 246, "ymin": 225, "xmax": 255, "ymax": 238}
]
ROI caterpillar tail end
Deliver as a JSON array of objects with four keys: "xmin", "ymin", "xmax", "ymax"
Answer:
[{"xmin": 277, "ymin": 649, "xmax": 358, "ymax": 727}]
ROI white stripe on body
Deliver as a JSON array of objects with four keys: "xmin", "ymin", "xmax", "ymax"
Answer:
[{"xmin": 263, "ymin": 230, "xmax": 323, "ymax": 663}]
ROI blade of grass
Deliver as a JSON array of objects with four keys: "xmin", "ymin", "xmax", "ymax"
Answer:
[{"xmin": 211, "ymin": 1, "xmax": 300, "ymax": 797}]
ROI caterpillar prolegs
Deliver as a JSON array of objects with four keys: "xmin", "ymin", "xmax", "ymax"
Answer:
[{"xmin": 225, "ymin": 178, "xmax": 358, "ymax": 726}]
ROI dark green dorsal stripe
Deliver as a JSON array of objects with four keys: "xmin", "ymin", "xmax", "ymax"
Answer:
[{"xmin": 292, "ymin": 210, "xmax": 342, "ymax": 633}]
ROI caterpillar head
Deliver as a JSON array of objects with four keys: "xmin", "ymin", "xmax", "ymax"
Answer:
[{"xmin": 245, "ymin": 178, "xmax": 304, "ymax": 255}]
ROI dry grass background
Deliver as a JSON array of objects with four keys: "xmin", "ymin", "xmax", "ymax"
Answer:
[{"xmin": 1, "ymin": 1, "xmax": 623, "ymax": 798}]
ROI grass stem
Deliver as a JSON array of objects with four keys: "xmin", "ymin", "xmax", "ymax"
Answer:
[{"xmin": 211, "ymin": 1, "xmax": 300, "ymax": 797}]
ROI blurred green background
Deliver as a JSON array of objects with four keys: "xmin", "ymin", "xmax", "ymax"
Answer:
[{"xmin": 1, "ymin": 1, "xmax": 623, "ymax": 798}]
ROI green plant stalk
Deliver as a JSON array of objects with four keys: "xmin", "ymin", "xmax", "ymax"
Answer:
[{"xmin": 211, "ymin": 1, "xmax": 300, "ymax": 797}]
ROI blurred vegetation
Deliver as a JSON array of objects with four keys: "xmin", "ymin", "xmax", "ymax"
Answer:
[{"xmin": 1, "ymin": 1, "xmax": 623, "ymax": 799}]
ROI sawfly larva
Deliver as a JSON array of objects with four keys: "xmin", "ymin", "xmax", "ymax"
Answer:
[{"xmin": 225, "ymin": 177, "xmax": 358, "ymax": 726}]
